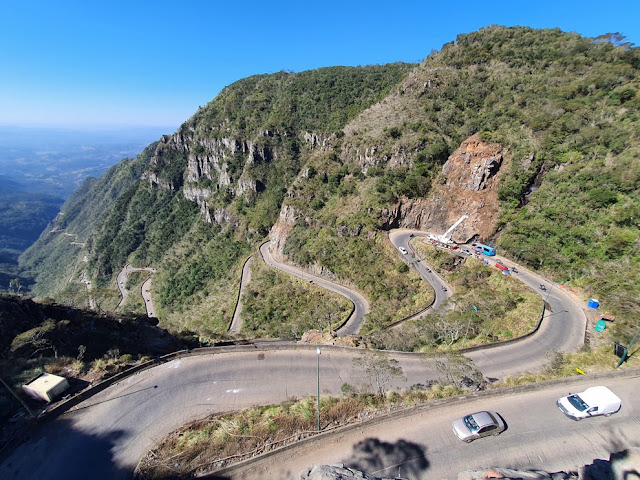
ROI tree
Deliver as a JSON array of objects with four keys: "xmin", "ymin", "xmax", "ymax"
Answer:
[
  {"xmin": 434, "ymin": 353, "xmax": 486, "ymax": 390},
  {"xmin": 431, "ymin": 313, "xmax": 467, "ymax": 346},
  {"xmin": 353, "ymin": 350, "xmax": 406, "ymax": 396},
  {"xmin": 8, "ymin": 278, "xmax": 22, "ymax": 294},
  {"xmin": 10, "ymin": 320, "xmax": 56, "ymax": 357}
]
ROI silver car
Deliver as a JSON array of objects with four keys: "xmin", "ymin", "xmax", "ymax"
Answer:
[{"xmin": 452, "ymin": 411, "xmax": 505, "ymax": 443}]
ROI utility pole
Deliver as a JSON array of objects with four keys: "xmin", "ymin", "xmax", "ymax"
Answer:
[{"xmin": 316, "ymin": 347, "xmax": 321, "ymax": 432}]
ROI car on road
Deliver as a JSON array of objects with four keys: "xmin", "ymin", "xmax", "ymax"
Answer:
[
  {"xmin": 399, "ymin": 247, "xmax": 408, "ymax": 255},
  {"xmin": 556, "ymin": 386, "xmax": 621, "ymax": 420},
  {"xmin": 461, "ymin": 248, "xmax": 472, "ymax": 255},
  {"xmin": 452, "ymin": 411, "xmax": 505, "ymax": 443}
]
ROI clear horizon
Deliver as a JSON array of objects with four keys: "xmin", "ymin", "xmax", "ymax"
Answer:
[{"xmin": 2, "ymin": 0, "xmax": 639, "ymax": 131}]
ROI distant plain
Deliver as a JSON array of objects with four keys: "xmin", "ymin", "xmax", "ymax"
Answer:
[{"xmin": 0, "ymin": 125, "xmax": 170, "ymax": 290}]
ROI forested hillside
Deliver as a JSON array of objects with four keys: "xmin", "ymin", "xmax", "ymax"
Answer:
[
  {"xmin": 20, "ymin": 148, "xmax": 153, "ymax": 300},
  {"xmin": 20, "ymin": 27, "xmax": 640, "ymax": 345},
  {"xmin": 276, "ymin": 27, "xmax": 640, "ymax": 342},
  {"xmin": 21, "ymin": 64, "xmax": 416, "ymax": 337}
]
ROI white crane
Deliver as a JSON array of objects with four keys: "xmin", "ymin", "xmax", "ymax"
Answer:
[{"xmin": 434, "ymin": 214, "xmax": 468, "ymax": 244}]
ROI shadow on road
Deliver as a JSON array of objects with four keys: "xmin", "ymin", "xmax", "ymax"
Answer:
[
  {"xmin": 581, "ymin": 449, "xmax": 640, "ymax": 480},
  {"xmin": 0, "ymin": 417, "xmax": 128, "ymax": 480},
  {"xmin": 344, "ymin": 437, "xmax": 429, "ymax": 479},
  {"xmin": 68, "ymin": 385, "xmax": 159, "ymax": 413}
]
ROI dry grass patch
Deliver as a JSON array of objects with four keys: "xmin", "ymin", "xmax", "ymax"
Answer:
[
  {"xmin": 135, "ymin": 384, "xmax": 468, "ymax": 479},
  {"xmin": 494, "ymin": 344, "xmax": 639, "ymax": 388}
]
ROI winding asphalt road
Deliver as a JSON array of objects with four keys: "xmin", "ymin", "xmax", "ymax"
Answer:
[
  {"xmin": 229, "ymin": 256, "xmax": 255, "ymax": 334},
  {"xmin": 260, "ymin": 241, "xmax": 370, "ymax": 336},
  {"xmin": 390, "ymin": 229, "xmax": 587, "ymax": 378},
  {"xmin": 222, "ymin": 371, "xmax": 640, "ymax": 480},
  {"xmin": 116, "ymin": 264, "xmax": 156, "ymax": 317},
  {"xmin": 0, "ymin": 348, "xmax": 442, "ymax": 480},
  {"xmin": 389, "ymin": 229, "xmax": 453, "ymax": 312},
  {"xmin": 0, "ymin": 232, "xmax": 591, "ymax": 479}
]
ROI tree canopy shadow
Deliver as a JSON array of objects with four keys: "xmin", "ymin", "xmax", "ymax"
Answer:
[
  {"xmin": 0, "ymin": 416, "xmax": 131, "ymax": 480},
  {"xmin": 344, "ymin": 437, "xmax": 429, "ymax": 479},
  {"xmin": 580, "ymin": 449, "xmax": 640, "ymax": 480}
]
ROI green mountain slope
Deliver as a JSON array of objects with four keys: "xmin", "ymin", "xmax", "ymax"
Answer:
[
  {"xmin": 22, "ymin": 64, "xmax": 415, "ymax": 336},
  {"xmin": 272, "ymin": 27, "xmax": 640, "ymax": 341},
  {"xmin": 21, "ymin": 27, "xmax": 640, "ymax": 345},
  {"xmin": 19, "ymin": 148, "xmax": 152, "ymax": 298}
]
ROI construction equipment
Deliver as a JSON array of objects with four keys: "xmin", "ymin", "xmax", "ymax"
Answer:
[{"xmin": 434, "ymin": 215, "xmax": 468, "ymax": 244}]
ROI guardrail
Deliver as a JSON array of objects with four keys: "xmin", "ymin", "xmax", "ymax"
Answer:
[
  {"xmin": 202, "ymin": 367, "xmax": 640, "ymax": 479},
  {"xmin": 458, "ymin": 302, "xmax": 546, "ymax": 353}
]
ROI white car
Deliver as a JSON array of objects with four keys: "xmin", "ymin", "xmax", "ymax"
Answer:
[
  {"xmin": 399, "ymin": 247, "xmax": 408, "ymax": 255},
  {"xmin": 556, "ymin": 386, "xmax": 621, "ymax": 420}
]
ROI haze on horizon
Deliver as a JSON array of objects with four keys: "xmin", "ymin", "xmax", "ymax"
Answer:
[{"xmin": 2, "ymin": 0, "xmax": 639, "ymax": 131}]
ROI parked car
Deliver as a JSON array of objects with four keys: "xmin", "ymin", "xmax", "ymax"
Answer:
[
  {"xmin": 556, "ymin": 386, "xmax": 621, "ymax": 420},
  {"xmin": 452, "ymin": 411, "xmax": 505, "ymax": 443},
  {"xmin": 399, "ymin": 247, "xmax": 408, "ymax": 255}
]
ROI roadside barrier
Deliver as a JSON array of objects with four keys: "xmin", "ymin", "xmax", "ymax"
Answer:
[
  {"xmin": 203, "ymin": 367, "xmax": 640, "ymax": 478},
  {"xmin": 459, "ymin": 302, "xmax": 546, "ymax": 353}
]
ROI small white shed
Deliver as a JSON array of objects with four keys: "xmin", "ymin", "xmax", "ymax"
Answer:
[{"xmin": 22, "ymin": 373, "xmax": 70, "ymax": 402}]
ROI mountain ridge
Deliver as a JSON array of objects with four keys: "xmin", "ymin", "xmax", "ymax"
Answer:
[{"xmin": 20, "ymin": 26, "xmax": 640, "ymax": 345}]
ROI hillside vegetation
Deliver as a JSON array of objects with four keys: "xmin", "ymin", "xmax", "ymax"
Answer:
[
  {"xmin": 280, "ymin": 27, "xmax": 640, "ymax": 343},
  {"xmin": 20, "ymin": 27, "xmax": 640, "ymax": 346},
  {"xmin": 19, "ymin": 150, "xmax": 152, "ymax": 299}
]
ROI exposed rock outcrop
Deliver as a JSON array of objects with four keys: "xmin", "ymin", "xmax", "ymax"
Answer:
[
  {"xmin": 183, "ymin": 186, "xmax": 212, "ymax": 205},
  {"xmin": 268, "ymin": 204, "xmax": 299, "ymax": 259},
  {"xmin": 303, "ymin": 132, "xmax": 334, "ymax": 152},
  {"xmin": 458, "ymin": 447, "xmax": 640, "ymax": 479},
  {"xmin": 270, "ymin": 134, "xmax": 506, "ymax": 259},
  {"xmin": 458, "ymin": 468, "xmax": 575, "ymax": 479},
  {"xmin": 142, "ymin": 171, "xmax": 174, "ymax": 191},
  {"xmin": 380, "ymin": 134, "xmax": 506, "ymax": 242},
  {"xmin": 142, "ymin": 126, "xmax": 278, "ymax": 228}
]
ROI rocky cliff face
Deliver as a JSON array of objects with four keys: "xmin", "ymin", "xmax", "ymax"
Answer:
[
  {"xmin": 270, "ymin": 133, "xmax": 506, "ymax": 256},
  {"xmin": 142, "ymin": 125, "xmax": 277, "ymax": 229},
  {"xmin": 381, "ymin": 134, "xmax": 505, "ymax": 242}
]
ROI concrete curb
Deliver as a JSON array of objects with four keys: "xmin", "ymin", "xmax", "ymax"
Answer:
[{"xmin": 202, "ymin": 367, "xmax": 640, "ymax": 478}]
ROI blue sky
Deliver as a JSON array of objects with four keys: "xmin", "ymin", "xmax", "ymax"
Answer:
[{"xmin": 1, "ymin": 0, "xmax": 638, "ymax": 132}]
